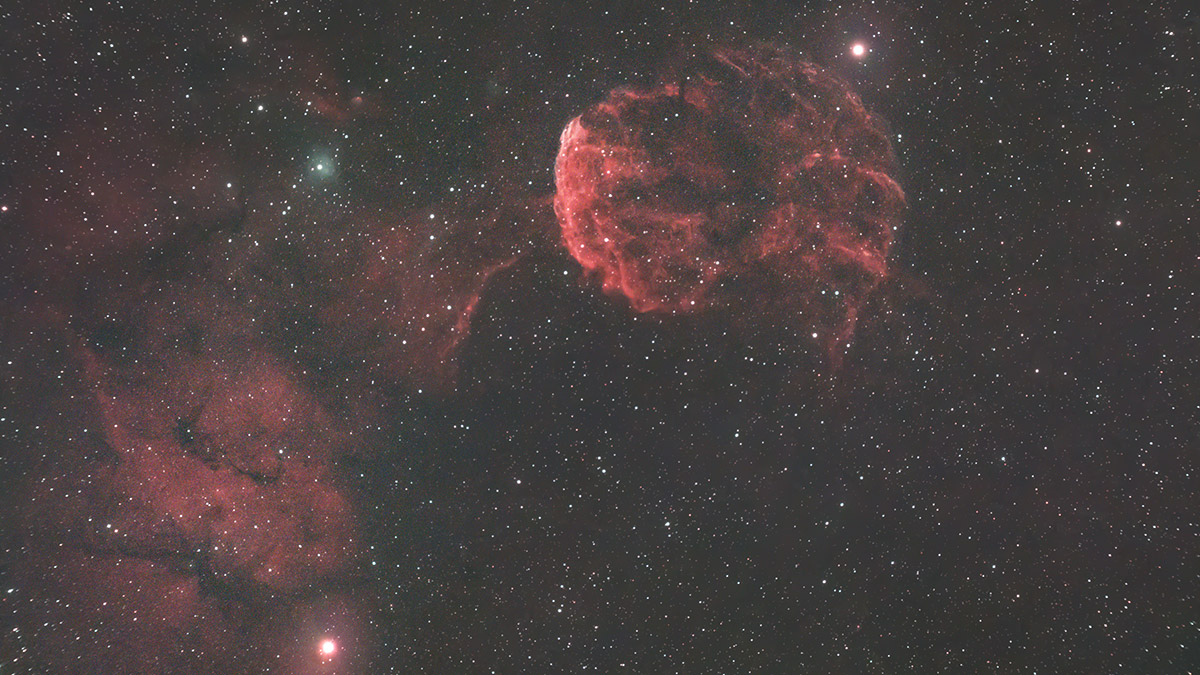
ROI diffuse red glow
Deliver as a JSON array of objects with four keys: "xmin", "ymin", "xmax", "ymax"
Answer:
[{"xmin": 4, "ymin": 36, "xmax": 910, "ymax": 672}]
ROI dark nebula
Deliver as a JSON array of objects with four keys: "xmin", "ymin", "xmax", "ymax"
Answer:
[{"xmin": 554, "ymin": 46, "xmax": 904, "ymax": 356}]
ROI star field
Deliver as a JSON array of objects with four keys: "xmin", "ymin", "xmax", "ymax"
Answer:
[{"xmin": 1, "ymin": 1, "xmax": 1197, "ymax": 673}]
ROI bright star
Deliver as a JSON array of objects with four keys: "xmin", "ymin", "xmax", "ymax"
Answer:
[
  {"xmin": 319, "ymin": 639, "xmax": 337, "ymax": 658},
  {"xmin": 851, "ymin": 43, "xmax": 866, "ymax": 57}
]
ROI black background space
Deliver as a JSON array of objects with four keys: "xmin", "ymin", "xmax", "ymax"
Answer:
[{"xmin": 1, "ymin": 1, "xmax": 1197, "ymax": 672}]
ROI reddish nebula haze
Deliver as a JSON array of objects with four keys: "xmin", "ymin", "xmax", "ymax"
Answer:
[
  {"xmin": 2, "ymin": 31, "xmax": 909, "ymax": 671},
  {"xmin": 554, "ymin": 46, "xmax": 905, "ymax": 350}
]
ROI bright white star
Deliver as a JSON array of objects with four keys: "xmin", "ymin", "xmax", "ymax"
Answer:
[
  {"xmin": 851, "ymin": 43, "xmax": 866, "ymax": 57},
  {"xmin": 319, "ymin": 639, "xmax": 337, "ymax": 658}
]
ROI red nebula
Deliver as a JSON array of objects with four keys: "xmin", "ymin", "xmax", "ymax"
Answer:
[
  {"xmin": 553, "ymin": 46, "xmax": 905, "ymax": 355},
  {"xmin": 312, "ymin": 201, "xmax": 528, "ymax": 393}
]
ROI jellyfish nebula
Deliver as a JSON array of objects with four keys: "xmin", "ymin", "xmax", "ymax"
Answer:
[{"xmin": 553, "ymin": 46, "xmax": 905, "ymax": 356}]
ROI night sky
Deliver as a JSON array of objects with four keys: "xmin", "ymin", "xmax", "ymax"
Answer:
[{"xmin": 1, "ymin": 1, "xmax": 1198, "ymax": 673}]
